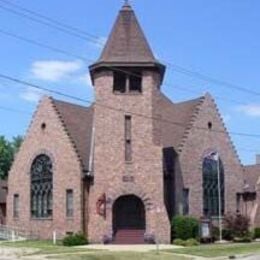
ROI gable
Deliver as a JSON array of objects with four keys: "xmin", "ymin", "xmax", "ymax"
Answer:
[
  {"xmin": 159, "ymin": 93, "xmax": 204, "ymax": 152},
  {"xmin": 180, "ymin": 93, "xmax": 242, "ymax": 167}
]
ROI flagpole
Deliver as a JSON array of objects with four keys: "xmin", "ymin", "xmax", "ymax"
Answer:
[{"xmin": 216, "ymin": 154, "xmax": 223, "ymax": 242}]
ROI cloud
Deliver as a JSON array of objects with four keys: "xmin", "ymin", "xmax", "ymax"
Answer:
[
  {"xmin": 20, "ymin": 87, "xmax": 44, "ymax": 103},
  {"xmin": 31, "ymin": 60, "xmax": 83, "ymax": 82},
  {"xmin": 79, "ymin": 73, "xmax": 92, "ymax": 87},
  {"xmin": 237, "ymin": 104, "xmax": 260, "ymax": 117},
  {"xmin": 223, "ymin": 114, "xmax": 231, "ymax": 123}
]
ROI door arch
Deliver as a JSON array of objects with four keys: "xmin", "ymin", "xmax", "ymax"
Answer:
[{"xmin": 113, "ymin": 195, "xmax": 145, "ymax": 232}]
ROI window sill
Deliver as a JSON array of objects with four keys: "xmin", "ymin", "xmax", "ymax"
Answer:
[
  {"xmin": 66, "ymin": 217, "xmax": 74, "ymax": 220},
  {"xmin": 125, "ymin": 161, "xmax": 133, "ymax": 165},
  {"xmin": 113, "ymin": 91, "xmax": 142, "ymax": 96},
  {"xmin": 31, "ymin": 218, "xmax": 53, "ymax": 221}
]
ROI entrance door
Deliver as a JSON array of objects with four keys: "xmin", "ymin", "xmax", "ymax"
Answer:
[{"xmin": 113, "ymin": 195, "xmax": 145, "ymax": 244}]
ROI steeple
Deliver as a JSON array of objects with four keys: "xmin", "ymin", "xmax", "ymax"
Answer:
[{"xmin": 89, "ymin": 3, "xmax": 165, "ymax": 82}]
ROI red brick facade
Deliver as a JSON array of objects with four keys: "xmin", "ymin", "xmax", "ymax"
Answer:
[{"xmin": 6, "ymin": 3, "xmax": 260, "ymax": 243}]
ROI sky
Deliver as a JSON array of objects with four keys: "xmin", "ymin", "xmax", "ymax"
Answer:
[{"xmin": 0, "ymin": 0, "xmax": 260, "ymax": 165}]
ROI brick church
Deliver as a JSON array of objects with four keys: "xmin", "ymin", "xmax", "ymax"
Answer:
[{"xmin": 6, "ymin": 3, "xmax": 260, "ymax": 244}]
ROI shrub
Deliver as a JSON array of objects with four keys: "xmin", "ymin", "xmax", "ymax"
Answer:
[
  {"xmin": 185, "ymin": 238, "xmax": 200, "ymax": 247},
  {"xmin": 173, "ymin": 238, "xmax": 199, "ymax": 247},
  {"xmin": 212, "ymin": 227, "xmax": 233, "ymax": 241},
  {"xmin": 254, "ymin": 228, "xmax": 260, "ymax": 239},
  {"xmin": 233, "ymin": 233, "xmax": 253, "ymax": 243},
  {"xmin": 171, "ymin": 216, "xmax": 199, "ymax": 240},
  {"xmin": 173, "ymin": 238, "xmax": 186, "ymax": 246},
  {"xmin": 224, "ymin": 213, "xmax": 250, "ymax": 238},
  {"xmin": 62, "ymin": 232, "xmax": 88, "ymax": 246}
]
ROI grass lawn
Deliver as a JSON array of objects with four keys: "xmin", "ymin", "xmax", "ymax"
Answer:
[
  {"xmin": 0, "ymin": 240, "xmax": 96, "ymax": 255},
  {"xmin": 166, "ymin": 242, "xmax": 260, "ymax": 257}
]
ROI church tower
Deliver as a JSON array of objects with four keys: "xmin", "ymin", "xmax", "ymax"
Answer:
[{"xmin": 88, "ymin": 2, "xmax": 170, "ymax": 244}]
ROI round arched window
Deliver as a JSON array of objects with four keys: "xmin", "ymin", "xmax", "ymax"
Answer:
[
  {"xmin": 31, "ymin": 154, "xmax": 53, "ymax": 218},
  {"xmin": 202, "ymin": 156, "xmax": 225, "ymax": 217}
]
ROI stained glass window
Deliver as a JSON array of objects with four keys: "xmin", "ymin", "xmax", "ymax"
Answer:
[
  {"xmin": 203, "ymin": 157, "xmax": 225, "ymax": 217},
  {"xmin": 31, "ymin": 154, "xmax": 53, "ymax": 218}
]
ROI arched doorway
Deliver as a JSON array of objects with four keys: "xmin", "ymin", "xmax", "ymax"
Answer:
[{"xmin": 113, "ymin": 195, "xmax": 145, "ymax": 244}]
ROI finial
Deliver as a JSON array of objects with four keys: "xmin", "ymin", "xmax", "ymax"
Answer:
[{"xmin": 123, "ymin": 0, "xmax": 130, "ymax": 7}]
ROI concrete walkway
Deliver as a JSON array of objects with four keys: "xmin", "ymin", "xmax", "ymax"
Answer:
[{"xmin": 77, "ymin": 244, "xmax": 183, "ymax": 252}]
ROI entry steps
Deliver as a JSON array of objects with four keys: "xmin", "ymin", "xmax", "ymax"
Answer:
[{"xmin": 113, "ymin": 229, "xmax": 145, "ymax": 244}]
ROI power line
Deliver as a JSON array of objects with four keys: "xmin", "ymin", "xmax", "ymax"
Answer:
[
  {"xmin": 0, "ymin": 0, "xmax": 259, "ymax": 99},
  {"xmin": 0, "ymin": 2, "xmax": 102, "ymax": 46},
  {"xmin": 0, "ymin": 0, "xmax": 104, "ymax": 45},
  {"xmin": 1, "ymin": 72, "xmax": 260, "ymax": 139},
  {"xmin": 164, "ymin": 61, "xmax": 260, "ymax": 97},
  {"xmin": 0, "ymin": 27, "xmax": 253, "ymax": 108}
]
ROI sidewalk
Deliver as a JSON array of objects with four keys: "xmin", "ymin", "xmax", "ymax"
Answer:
[{"xmin": 77, "ymin": 244, "xmax": 183, "ymax": 252}]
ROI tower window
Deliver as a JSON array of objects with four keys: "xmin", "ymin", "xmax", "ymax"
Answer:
[
  {"xmin": 129, "ymin": 71, "xmax": 142, "ymax": 92},
  {"xmin": 113, "ymin": 71, "xmax": 126, "ymax": 93},
  {"xmin": 113, "ymin": 70, "xmax": 142, "ymax": 94},
  {"xmin": 125, "ymin": 115, "xmax": 132, "ymax": 162}
]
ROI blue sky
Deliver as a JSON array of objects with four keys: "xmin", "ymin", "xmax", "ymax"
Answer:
[{"xmin": 0, "ymin": 0, "xmax": 260, "ymax": 165}]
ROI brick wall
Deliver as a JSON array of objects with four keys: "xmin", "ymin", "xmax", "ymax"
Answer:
[
  {"xmin": 88, "ymin": 70, "xmax": 171, "ymax": 243},
  {"xmin": 176, "ymin": 94, "xmax": 244, "ymax": 218},
  {"xmin": 7, "ymin": 97, "xmax": 84, "ymax": 239}
]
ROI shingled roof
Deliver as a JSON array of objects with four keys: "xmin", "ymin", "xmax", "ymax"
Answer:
[
  {"xmin": 89, "ymin": 2, "xmax": 165, "ymax": 81},
  {"xmin": 159, "ymin": 93, "xmax": 205, "ymax": 152},
  {"xmin": 0, "ymin": 180, "xmax": 7, "ymax": 204},
  {"xmin": 243, "ymin": 165, "xmax": 260, "ymax": 193},
  {"xmin": 99, "ymin": 3, "xmax": 156, "ymax": 63},
  {"xmin": 52, "ymin": 99, "xmax": 94, "ymax": 172}
]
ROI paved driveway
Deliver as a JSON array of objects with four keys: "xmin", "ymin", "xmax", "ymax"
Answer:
[{"xmin": 243, "ymin": 256, "xmax": 260, "ymax": 260}]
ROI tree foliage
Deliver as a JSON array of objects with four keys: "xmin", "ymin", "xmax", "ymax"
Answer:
[{"xmin": 0, "ymin": 135, "xmax": 23, "ymax": 180}]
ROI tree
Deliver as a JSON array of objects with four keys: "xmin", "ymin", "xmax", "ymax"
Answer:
[
  {"xmin": 0, "ymin": 135, "xmax": 23, "ymax": 180},
  {"xmin": 12, "ymin": 135, "xmax": 23, "ymax": 155}
]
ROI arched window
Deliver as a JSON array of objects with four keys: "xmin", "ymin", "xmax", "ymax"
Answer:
[
  {"xmin": 203, "ymin": 157, "xmax": 225, "ymax": 217},
  {"xmin": 31, "ymin": 154, "xmax": 53, "ymax": 218}
]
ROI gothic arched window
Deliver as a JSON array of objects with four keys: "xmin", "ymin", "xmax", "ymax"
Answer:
[
  {"xmin": 31, "ymin": 154, "xmax": 53, "ymax": 218},
  {"xmin": 203, "ymin": 157, "xmax": 225, "ymax": 217}
]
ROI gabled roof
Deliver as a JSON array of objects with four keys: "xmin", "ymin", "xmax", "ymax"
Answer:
[
  {"xmin": 52, "ymin": 99, "xmax": 94, "ymax": 172},
  {"xmin": 243, "ymin": 164, "xmax": 260, "ymax": 193},
  {"xmin": 0, "ymin": 180, "xmax": 7, "ymax": 204},
  {"xmin": 159, "ymin": 93, "xmax": 205, "ymax": 152}
]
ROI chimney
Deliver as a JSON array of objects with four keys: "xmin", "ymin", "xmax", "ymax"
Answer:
[{"xmin": 256, "ymin": 155, "xmax": 260, "ymax": 165}]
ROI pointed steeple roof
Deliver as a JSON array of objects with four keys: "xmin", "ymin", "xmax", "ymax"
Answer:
[{"xmin": 90, "ymin": 3, "xmax": 165, "ymax": 81}]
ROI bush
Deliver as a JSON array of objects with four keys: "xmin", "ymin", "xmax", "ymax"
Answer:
[
  {"xmin": 171, "ymin": 216, "xmax": 199, "ymax": 240},
  {"xmin": 62, "ymin": 232, "xmax": 88, "ymax": 247},
  {"xmin": 173, "ymin": 238, "xmax": 186, "ymax": 246},
  {"xmin": 173, "ymin": 238, "xmax": 199, "ymax": 247},
  {"xmin": 254, "ymin": 228, "xmax": 260, "ymax": 239},
  {"xmin": 233, "ymin": 234, "xmax": 253, "ymax": 243},
  {"xmin": 212, "ymin": 227, "xmax": 233, "ymax": 241},
  {"xmin": 224, "ymin": 213, "xmax": 250, "ymax": 238},
  {"xmin": 185, "ymin": 238, "xmax": 200, "ymax": 247}
]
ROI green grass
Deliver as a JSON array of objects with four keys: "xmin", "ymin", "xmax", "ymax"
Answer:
[
  {"xmin": 166, "ymin": 242, "xmax": 260, "ymax": 257},
  {"xmin": 49, "ymin": 252, "xmax": 190, "ymax": 260},
  {"xmin": 0, "ymin": 240, "xmax": 95, "ymax": 255}
]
